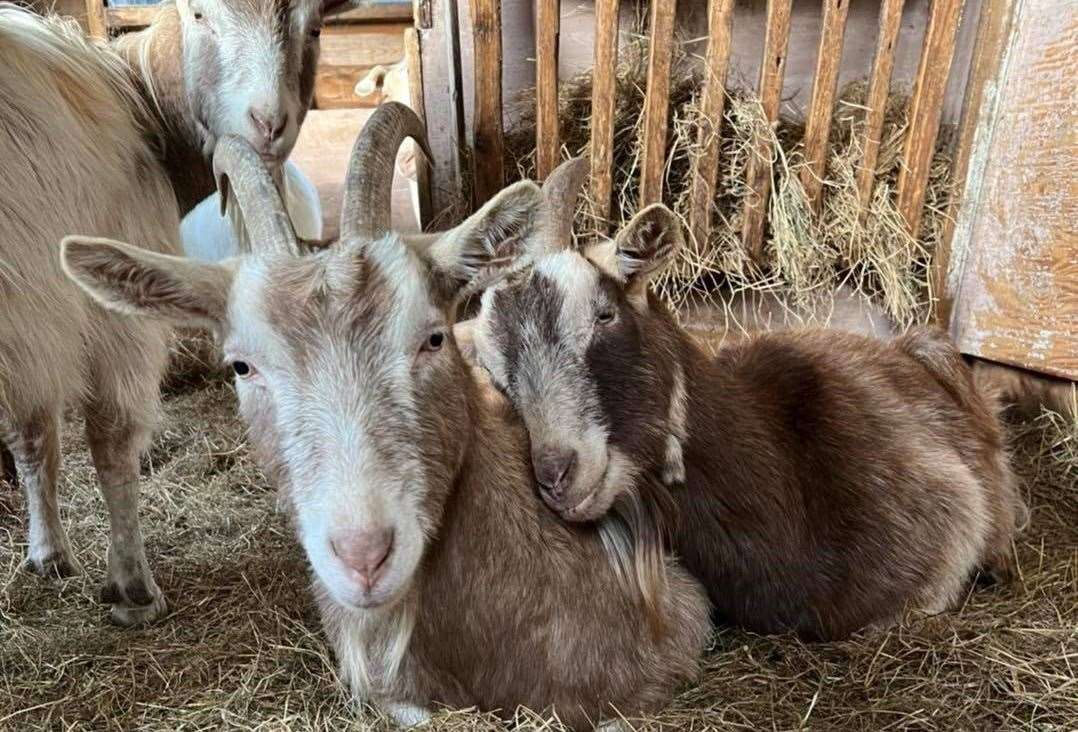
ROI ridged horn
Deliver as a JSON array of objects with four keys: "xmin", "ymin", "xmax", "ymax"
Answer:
[
  {"xmin": 540, "ymin": 156, "xmax": 590, "ymax": 252},
  {"xmin": 212, "ymin": 135, "xmax": 298, "ymax": 256},
  {"xmin": 340, "ymin": 101, "xmax": 432, "ymax": 243}
]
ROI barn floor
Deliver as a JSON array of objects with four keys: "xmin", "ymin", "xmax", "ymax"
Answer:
[{"xmin": 0, "ymin": 333, "xmax": 1074, "ymax": 730}]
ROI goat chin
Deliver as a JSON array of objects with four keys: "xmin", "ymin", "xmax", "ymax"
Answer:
[{"xmin": 180, "ymin": 159, "xmax": 323, "ymax": 261}]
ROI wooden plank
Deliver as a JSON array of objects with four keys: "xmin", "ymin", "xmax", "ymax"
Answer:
[
  {"xmin": 740, "ymin": 0, "xmax": 793, "ymax": 262},
  {"xmin": 331, "ymin": 3, "xmax": 414, "ymax": 24},
  {"xmin": 687, "ymin": 0, "xmax": 735, "ymax": 252},
  {"xmin": 535, "ymin": 0, "xmax": 561, "ymax": 180},
  {"xmin": 312, "ymin": 23, "xmax": 408, "ymax": 110},
  {"xmin": 470, "ymin": 0, "xmax": 504, "ymax": 206},
  {"xmin": 856, "ymin": 0, "xmax": 905, "ymax": 213},
  {"xmin": 949, "ymin": 0, "xmax": 1077, "ymax": 380},
  {"xmin": 415, "ymin": 0, "xmax": 468, "ymax": 226},
  {"xmin": 933, "ymin": 0, "xmax": 1018, "ymax": 325},
  {"xmin": 84, "ymin": 0, "xmax": 106, "ymax": 38},
  {"xmin": 895, "ymin": 0, "xmax": 964, "ymax": 240},
  {"xmin": 639, "ymin": 0, "xmax": 678, "ymax": 206},
  {"xmin": 405, "ymin": 26, "xmax": 434, "ymax": 229},
  {"xmin": 800, "ymin": 0, "xmax": 850, "ymax": 212},
  {"xmin": 589, "ymin": 0, "xmax": 620, "ymax": 228}
]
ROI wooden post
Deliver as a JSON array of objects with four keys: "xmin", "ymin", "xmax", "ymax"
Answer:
[
  {"xmin": 414, "ymin": 0, "xmax": 468, "ymax": 227},
  {"xmin": 856, "ymin": 0, "xmax": 905, "ymax": 213},
  {"xmin": 687, "ymin": 0, "xmax": 735, "ymax": 252},
  {"xmin": 84, "ymin": 0, "xmax": 106, "ymax": 38},
  {"xmin": 404, "ymin": 27, "xmax": 434, "ymax": 229},
  {"xmin": 639, "ymin": 0, "xmax": 678, "ymax": 207},
  {"xmin": 470, "ymin": 0, "xmax": 504, "ymax": 206},
  {"xmin": 589, "ymin": 0, "xmax": 620, "ymax": 229},
  {"xmin": 741, "ymin": 0, "xmax": 793, "ymax": 262},
  {"xmin": 896, "ymin": 0, "xmax": 965, "ymax": 240},
  {"xmin": 800, "ymin": 0, "xmax": 851, "ymax": 212},
  {"xmin": 932, "ymin": 0, "xmax": 1018, "ymax": 326},
  {"xmin": 535, "ymin": 0, "xmax": 561, "ymax": 180}
]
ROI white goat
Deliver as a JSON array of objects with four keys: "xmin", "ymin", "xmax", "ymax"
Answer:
[{"xmin": 0, "ymin": 0, "xmax": 340, "ymax": 625}]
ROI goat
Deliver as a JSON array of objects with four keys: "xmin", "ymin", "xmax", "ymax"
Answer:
[
  {"xmin": 59, "ymin": 104, "xmax": 711, "ymax": 729},
  {"xmin": 0, "ymin": 0, "xmax": 340, "ymax": 625},
  {"xmin": 466, "ymin": 159, "xmax": 1025, "ymax": 641},
  {"xmin": 181, "ymin": 159, "xmax": 323, "ymax": 262}
]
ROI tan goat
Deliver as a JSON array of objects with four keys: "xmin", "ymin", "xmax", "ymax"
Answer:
[
  {"xmin": 0, "ymin": 0, "xmax": 339, "ymax": 624},
  {"xmin": 59, "ymin": 105, "xmax": 711, "ymax": 729}
]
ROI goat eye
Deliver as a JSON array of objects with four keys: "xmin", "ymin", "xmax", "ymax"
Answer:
[
  {"xmin": 423, "ymin": 332, "xmax": 445, "ymax": 353},
  {"xmin": 596, "ymin": 309, "xmax": 616, "ymax": 325},
  {"xmin": 193, "ymin": 11, "xmax": 204, "ymax": 21},
  {"xmin": 232, "ymin": 361, "xmax": 254, "ymax": 377},
  {"xmin": 309, "ymin": 27, "xmax": 322, "ymax": 38}
]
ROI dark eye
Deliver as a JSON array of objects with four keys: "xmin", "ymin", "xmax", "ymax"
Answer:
[
  {"xmin": 309, "ymin": 27, "xmax": 322, "ymax": 38},
  {"xmin": 423, "ymin": 331, "xmax": 445, "ymax": 353},
  {"xmin": 596, "ymin": 308, "xmax": 616, "ymax": 325},
  {"xmin": 232, "ymin": 361, "xmax": 253, "ymax": 377},
  {"xmin": 193, "ymin": 11, "xmax": 204, "ymax": 21}
]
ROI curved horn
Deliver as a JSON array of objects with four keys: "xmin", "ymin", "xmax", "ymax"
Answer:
[
  {"xmin": 213, "ymin": 135, "xmax": 298, "ymax": 256},
  {"xmin": 539, "ymin": 156, "xmax": 589, "ymax": 252},
  {"xmin": 340, "ymin": 101, "xmax": 432, "ymax": 243}
]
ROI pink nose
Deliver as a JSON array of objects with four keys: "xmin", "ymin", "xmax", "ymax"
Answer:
[
  {"xmin": 248, "ymin": 107, "xmax": 288, "ymax": 148},
  {"xmin": 331, "ymin": 528, "xmax": 394, "ymax": 592}
]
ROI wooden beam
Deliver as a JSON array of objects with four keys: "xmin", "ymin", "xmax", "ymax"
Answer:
[
  {"xmin": 741, "ymin": 0, "xmax": 793, "ymax": 262},
  {"xmin": 932, "ymin": 0, "xmax": 1018, "ymax": 326},
  {"xmin": 639, "ymin": 0, "xmax": 678, "ymax": 207},
  {"xmin": 687, "ymin": 0, "xmax": 735, "ymax": 252},
  {"xmin": 856, "ymin": 0, "xmax": 905, "ymax": 212},
  {"xmin": 535, "ymin": 0, "xmax": 561, "ymax": 180},
  {"xmin": 405, "ymin": 27, "xmax": 434, "ymax": 229},
  {"xmin": 800, "ymin": 0, "xmax": 850, "ymax": 212},
  {"xmin": 470, "ymin": 0, "xmax": 505, "ymax": 206},
  {"xmin": 415, "ymin": 0, "xmax": 468, "ymax": 226},
  {"xmin": 589, "ymin": 0, "xmax": 620, "ymax": 229},
  {"xmin": 895, "ymin": 0, "xmax": 964, "ymax": 240},
  {"xmin": 331, "ymin": 3, "xmax": 414, "ymax": 24},
  {"xmin": 84, "ymin": 0, "xmax": 106, "ymax": 38}
]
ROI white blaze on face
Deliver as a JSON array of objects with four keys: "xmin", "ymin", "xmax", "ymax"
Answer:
[{"xmin": 223, "ymin": 240, "xmax": 438, "ymax": 611}]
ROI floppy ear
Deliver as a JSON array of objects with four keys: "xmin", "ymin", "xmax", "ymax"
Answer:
[
  {"xmin": 426, "ymin": 180, "xmax": 542, "ymax": 289},
  {"xmin": 61, "ymin": 236, "xmax": 234, "ymax": 331},
  {"xmin": 612, "ymin": 204, "xmax": 684, "ymax": 307}
]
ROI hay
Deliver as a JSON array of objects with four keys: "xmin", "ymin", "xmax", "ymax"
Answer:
[
  {"xmin": 503, "ymin": 38, "xmax": 954, "ymax": 329},
  {"xmin": 0, "ymin": 342, "xmax": 1075, "ymax": 729}
]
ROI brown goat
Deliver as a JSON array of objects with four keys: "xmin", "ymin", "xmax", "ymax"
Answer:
[
  {"xmin": 59, "ymin": 106, "xmax": 711, "ymax": 729},
  {"xmin": 469, "ymin": 164, "xmax": 1025, "ymax": 640}
]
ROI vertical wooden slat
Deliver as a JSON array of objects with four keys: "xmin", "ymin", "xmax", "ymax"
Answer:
[
  {"xmin": 741, "ymin": 0, "xmax": 793, "ymax": 261},
  {"xmin": 470, "ymin": 0, "xmax": 504, "ymax": 206},
  {"xmin": 639, "ymin": 0, "xmax": 678, "ymax": 207},
  {"xmin": 688, "ymin": 0, "xmax": 735, "ymax": 251},
  {"xmin": 404, "ymin": 27, "xmax": 434, "ymax": 229},
  {"xmin": 414, "ymin": 0, "xmax": 468, "ymax": 226},
  {"xmin": 800, "ymin": 0, "xmax": 851, "ymax": 211},
  {"xmin": 536, "ymin": 0, "xmax": 561, "ymax": 180},
  {"xmin": 856, "ymin": 0, "xmax": 905, "ymax": 212},
  {"xmin": 895, "ymin": 0, "xmax": 965, "ymax": 239},
  {"xmin": 932, "ymin": 0, "xmax": 1019, "ymax": 326},
  {"xmin": 589, "ymin": 0, "xmax": 620, "ymax": 228},
  {"xmin": 84, "ymin": 0, "xmax": 106, "ymax": 38}
]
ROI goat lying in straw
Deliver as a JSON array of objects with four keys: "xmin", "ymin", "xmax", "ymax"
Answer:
[
  {"xmin": 465, "ymin": 158, "xmax": 1027, "ymax": 641},
  {"xmin": 60, "ymin": 105, "xmax": 711, "ymax": 729},
  {"xmin": 0, "ymin": 0, "xmax": 343, "ymax": 624}
]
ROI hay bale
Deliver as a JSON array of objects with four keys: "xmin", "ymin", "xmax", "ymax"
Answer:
[{"xmin": 503, "ymin": 38, "xmax": 954, "ymax": 329}]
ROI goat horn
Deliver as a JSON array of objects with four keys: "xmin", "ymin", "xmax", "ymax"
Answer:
[
  {"xmin": 212, "ymin": 135, "xmax": 298, "ymax": 257},
  {"xmin": 340, "ymin": 101, "xmax": 432, "ymax": 244},
  {"xmin": 540, "ymin": 156, "xmax": 590, "ymax": 252}
]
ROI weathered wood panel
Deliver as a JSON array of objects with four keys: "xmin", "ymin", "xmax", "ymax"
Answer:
[
  {"xmin": 948, "ymin": 2, "xmax": 1078, "ymax": 380},
  {"xmin": 639, "ymin": 0, "xmax": 678, "ymax": 207},
  {"xmin": 800, "ymin": 0, "xmax": 850, "ymax": 211},
  {"xmin": 535, "ymin": 0, "xmax": 561, "ymax": 179},
  {"xmin": 589, "ymin": 0, "xmax": 620, "ymax": 229},
  {"xmin": 856, "ymin": 0, "xmax": 905, "ymax": 212},
  {"xmin": 313, "ymin": 24, "xmax": 409, "ymax": 110},
  {"xmin": 470, "ymin": 0, "xmax": 504, "ymax": 205},
  {"xmin": 405, "ymin": 26, "xmax": 433, "ymax": 229}
]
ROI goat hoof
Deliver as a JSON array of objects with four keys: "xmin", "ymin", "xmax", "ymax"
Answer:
[
  {"xmin": 102, "ymin": 578, "xmax": 167, "ymax": 627},
  {"xmin": 24, "ymin": 549, "xmax": 81, "ymax": 579}
]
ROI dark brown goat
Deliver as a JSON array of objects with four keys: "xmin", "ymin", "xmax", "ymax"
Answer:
[{"xmin": 470, "ymin": 165, "xmax": 1024, "ymax": 640}]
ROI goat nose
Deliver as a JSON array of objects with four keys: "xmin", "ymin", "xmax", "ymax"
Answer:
[
  {"xmin": 248, "ymin": 108, "xmax": 288, "ymax": 145},
  {"xmin": 533, "ymin": 447, "xmax": 578, "ymax": 499},
  {"xmin": 331, "ymin": 528, "xmax": 394, "ymax": 592}
]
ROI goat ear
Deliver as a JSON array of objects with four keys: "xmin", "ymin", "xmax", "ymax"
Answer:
[
  {"xmin": 612, "ymin": 204, "xmax": 683, "ymax": 306},
  {"xmin": 61, "ymin": 236, "xmax": 233, "ymax": 330},
  {"xmin": 426, "ymin": 180, "xmax": 542, "ymax": 290}
]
